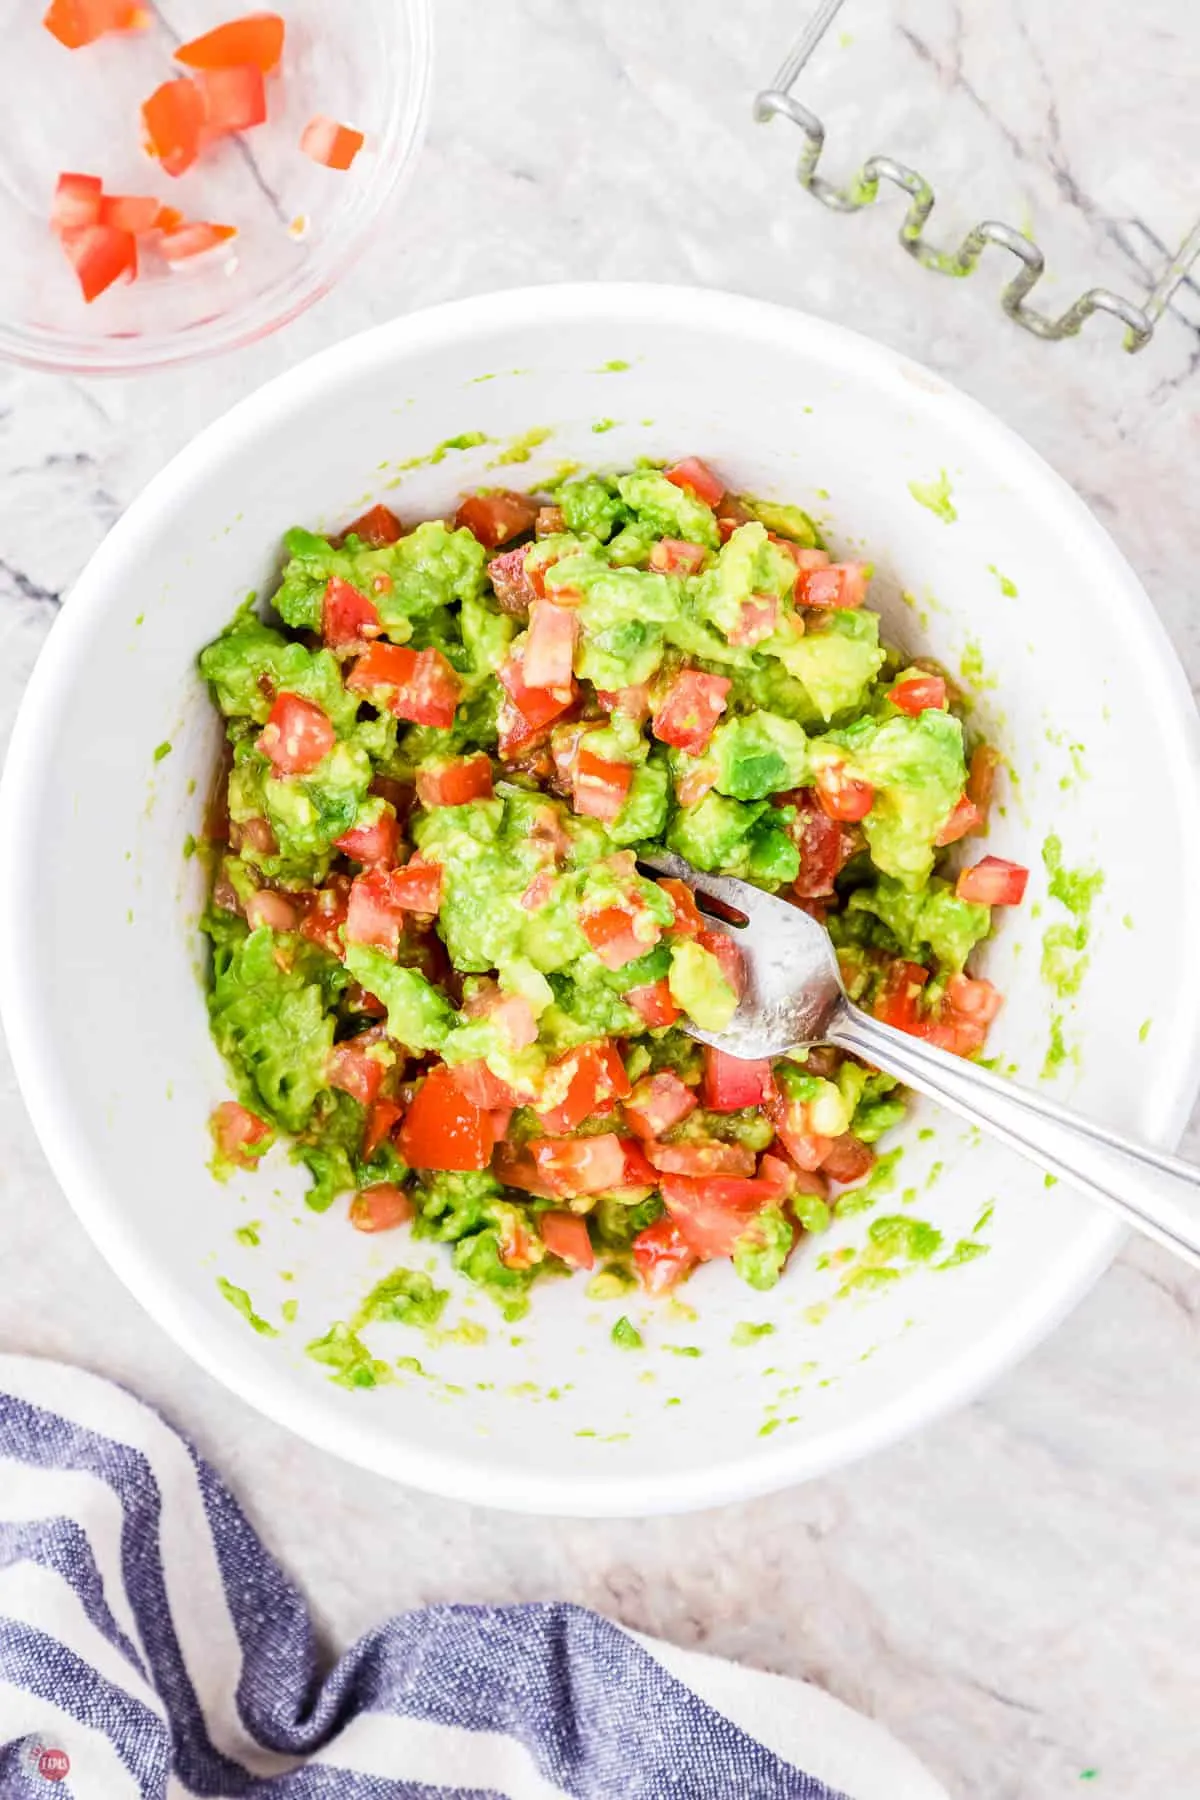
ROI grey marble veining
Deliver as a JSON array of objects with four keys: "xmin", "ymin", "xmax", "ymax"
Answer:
[{"xmin": 1, "ymin": 5, "xmax": 1197, "ymax": 1796}]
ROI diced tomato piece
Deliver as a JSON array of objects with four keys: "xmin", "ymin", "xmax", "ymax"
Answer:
[
  {"xmin": 782, "ymin": 789, "xmax": 857, "ymax": 897},
  {"xmin": 346, "ymin": 641, "xmax": 416, "ymax": 694},
  {"xmin": 177, "ymin": 12, "xmax": 284, "ymax": 72},
  {"xmin": 727, "ymin": 595, "xmax": 780, "ymax": 648},
  {"xmin": 796, "ymin": 562, "xmax": 868, "ymax": 610},
  {"xmin": 245, "ymin": 889, "xmax": 301, "ymax": 933},
  {"xmin": 479, "ymin": 992, "xmax": 538, "ymax": 1052},
  {"xmin": 674, "ymin": 757, "xmax": 717, "ymax": 808},
  {"xmin": 300, "ymin": 114, "xmax": 365, "ymax": 171},
  {"xmin": 496, "ymin": 643, "xmax": 576, "ymax": 729},
  {"xmin": 362, "ymin": 1098, "xmax": 404, "ymax": 1161},
  {"xmin": 449, "ymin": 1061, "xmax": 521, "ymax": 1111},
  {"xmin": 820, "ymin": 1134, "xmax": 876, "ymax": 1186},
  {"xmin": 624, "ymin": 979, "xmax": 680, "ymax": 1029},
  {"xmin": 540, "ymin": 1210, "xmax": 595, "ymax": 1270},
  {"xmin": 755, "ymin": 1151, "xmax": 804, "ymax": 1200},
  {"xmin": 648, "ymin": 538, "xmax": 708, "ymax": 577},
  {"xmin": 582, "ymin": 905, "xmax": 660, "ymax": 971},
  {"xmin": 257, "ymin": 692, "xmax": 334, "ymax": 776},
  {"xmin": 772, "ymin": 540, "xmax": 830, "ymax": 574},
  {"xmin": 415, "ymin": 754, "xmax": 493, "ymax": 809},
  {"xmin": 178, "ymin": 11, "xmax": 284, "ymax": 72},
  {"xmin": 349, "ymin": 1183, "xmax": 414, "ymax": 1233},
  {"xmin": 345, "ymin": 869, "xmax": 403, "ymax": 956},
  {"xmin": 651, "ymin": 669, "xmax": 731, "ymax": 756},
  {"xmin": 158, "ymin": 221, "xmax": 237, "ymax": 260},
  {"xmin": 487, "ymin": 546, "xmax": 537, "ymax": 615},
  {"xmin": 715, "ymin": 495, "xmax": 754, "ymax": 541},
  {"xmin": 659, "ymin": 1175, "xmax": 771, "ymax": 1259},
  {"xmin": 532, "ymin": 1133, "xmax": 627, "ymax": 1196},
  {"xmin": 918, "ymin": 973, "xmax": 1003, "ymax": 1058},
  {"xmin": 387, "ymin": 857, "xmax": 442, "ymax": 913},
  {"xmin": 701, "ymin": 1046, "xmax": 774, "ymax": 1112},
  {"xmin": 935, "ymin": 794, "xmax": 984, "ymax": 847},
  {"xmin": 456, "ymin": 490, "xmax": 539, "ymax": 549},
  {"xmin": 946, "ymin": 972, "xmax": 1003, "ymax": 1024},
  {"xmin": 300, "ymin": 879, "xmax": 350, "ymax": 957},
  {"xmin": 399, "ymin": 1065, "xmax": 494, "ymax": 1171},
  {"xmin": 624, "ymin": 1071, "xmax": 697, "ymax": 1140},
  {"xmin": 696, "ymin": 928, "xmax": 746, "ymax": 1001},
  {"xmin": 402, "ymin": 648, "xmax": 462, "ymax": 729},
  {"xmin": 537, "ymin": 1041, "xmax": 629, "ymax": 1133},
  {"xmin": 52, "ymin": 172, "xmax": 102, "ymax": 234},
  {"xmin": 664, "ymin": 457, "xmax": 724, "ymax": 508},
  {"xmin": 61, "ymin": 225, "xmax": 137, "ymax": 303},
  {"xmin": 44, "ymin": 0, "xmax": 147, "ymax": 49},
  {"xmin": 327, "ymin": 1038, "xmax": 386, "ymax": 1107},
  {"xmin": 595, "ymin": 682, "xmax": 652, "ymax": 724},
  {"xmin": 813, "ymin": 760, "xmax": 874, "ymax": 822},
  {"xmin": 335, "ymin": 806, "xmax": 398, "ymax": 869},
  {"xmin": 633, "ymin": 1216, "xmax": 697, "ymax": 1293},
  {"xmin": 210, "ymin": 1100, "xmax": 272, "ymax": 1168},
  {"xmin": 645, "ymin": 1140, "xmax": 757, "ymax": 1177},
  {"xmin": 956, "ymin": 857, "xmax": 1028, "ymax": 906},
  {"xmin": 142, "ymin": 77, "xmax": 206, "ymax": 178},
  {"xmin": 874, "ymin": 959, "xmax": 929, "ymax": 1034},
  {"xmin": 524, "ymin": 600, "xmax": 578, "ymax": 690},
  {"xmin": 347, "ymin": 642, "xmax": 462, "ymax": 728},
  {"xmin": 345, "ymin": 860, "xmax": 440, "ymax": 952},
  {"xmin": 197, "ymin": 63, "xmax": 266, "ymax": 135},
  {"xmin": 337, "ymin": 502, "xmax": 402, "ymax": 548},
  {"xmin": 497, "ymin": 700, "xmax": 550, "ymax": 763},
  {"xmin": 493, "ymin": 1141, "xmax": 556, "ymax": 1198},
  {"xmin": 322, "ymin": 576, "xmax": 381, "ymax": 650},
  {"xmin": 98, "ymin": 193, "xmax": 162, "ymax": 235},
  {"xmin": 657, "ymin": 877, "xmax": 704, "ymax": 938},
  {"xmin": 764, "ymin": 1090, "xmax": 832, "ymax": 1172},
  {"xmin": 573, "ymin": 748, "xmax": 633, "ymax": 823},
  {"xmin": 890, "ymin": 674, "xmax": 948, "ymax": 715},
  {"xmin": 967, "ymin": 744, "xmax": 1000, "ymax": 815}
]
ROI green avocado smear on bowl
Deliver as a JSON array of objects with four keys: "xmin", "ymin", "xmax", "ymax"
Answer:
[{"xmin": 197, "ymin": 458, "xmax": 1021, "ymax": 1318}]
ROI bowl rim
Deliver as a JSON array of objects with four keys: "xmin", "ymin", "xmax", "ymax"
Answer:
[
  {"xmin": 4, "ymin": 282, "xmax": 1200, "ymax": 1515},
  {"xmin": 0, "ymin": 0, "xmax": 434, "ymax": 376}
]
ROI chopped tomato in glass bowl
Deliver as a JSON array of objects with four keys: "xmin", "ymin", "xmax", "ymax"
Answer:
[{"xmin": 0, "ymin": 0, "xmax": 431, "ymax": 371}]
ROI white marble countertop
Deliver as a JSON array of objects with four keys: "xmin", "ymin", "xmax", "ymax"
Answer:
[{"xmin": 1, "ymin": 4, "xmax": 1197, "ymax": 1795}]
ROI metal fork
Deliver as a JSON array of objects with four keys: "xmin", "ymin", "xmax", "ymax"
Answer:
[{"xmin": 639, "ymin": 851, "xmax": 1200, "ymax": 1270}]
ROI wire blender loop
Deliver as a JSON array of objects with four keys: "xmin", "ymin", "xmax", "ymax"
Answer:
[{"xmin": 755, "ymin": 0, "xmax": 1200, "ymax": 353}]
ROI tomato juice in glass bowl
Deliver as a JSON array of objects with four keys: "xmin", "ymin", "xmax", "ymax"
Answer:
[{"xmin": 0, "ymin": 0, "xmax": 432, "ymax": 373}]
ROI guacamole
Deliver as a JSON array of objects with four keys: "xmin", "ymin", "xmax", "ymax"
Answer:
[{"xmin": 199, "ymin": 460, "xmax": 1021, "ymax": 1314}]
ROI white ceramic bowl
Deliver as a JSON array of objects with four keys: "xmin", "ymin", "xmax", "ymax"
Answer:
[{"xmin": 4, "ymin": 286, "xmax": 1200, "ymax": 1516}]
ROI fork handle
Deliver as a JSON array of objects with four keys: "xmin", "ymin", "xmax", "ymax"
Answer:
[{"xmin": 828, "ymin": 1001, "xmax": 1200, "ymax": 1270}]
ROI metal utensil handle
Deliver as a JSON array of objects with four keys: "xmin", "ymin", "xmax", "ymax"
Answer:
[
  {"xmin": 757, "ymin": 0, "xmax": 1200, "ymax": 353},
  {"xmin": 828, "ymin": 1002, "xmax": 1200, "ymax": 1270}
]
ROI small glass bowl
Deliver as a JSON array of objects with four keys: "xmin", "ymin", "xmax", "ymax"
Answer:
[{"xmin": 0, "ymin": 0, "xmax": 432, "ymax": 373}]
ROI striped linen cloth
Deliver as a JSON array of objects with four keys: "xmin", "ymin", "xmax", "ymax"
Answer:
[{"xmin": 0, "ymin": 1354, "xmax": 948, "ymax": 1799}]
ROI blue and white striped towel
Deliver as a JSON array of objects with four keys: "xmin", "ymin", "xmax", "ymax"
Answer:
[{"xmin": 0, "ymin": 1355, "xmax": 948, "ymax": 1799}]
